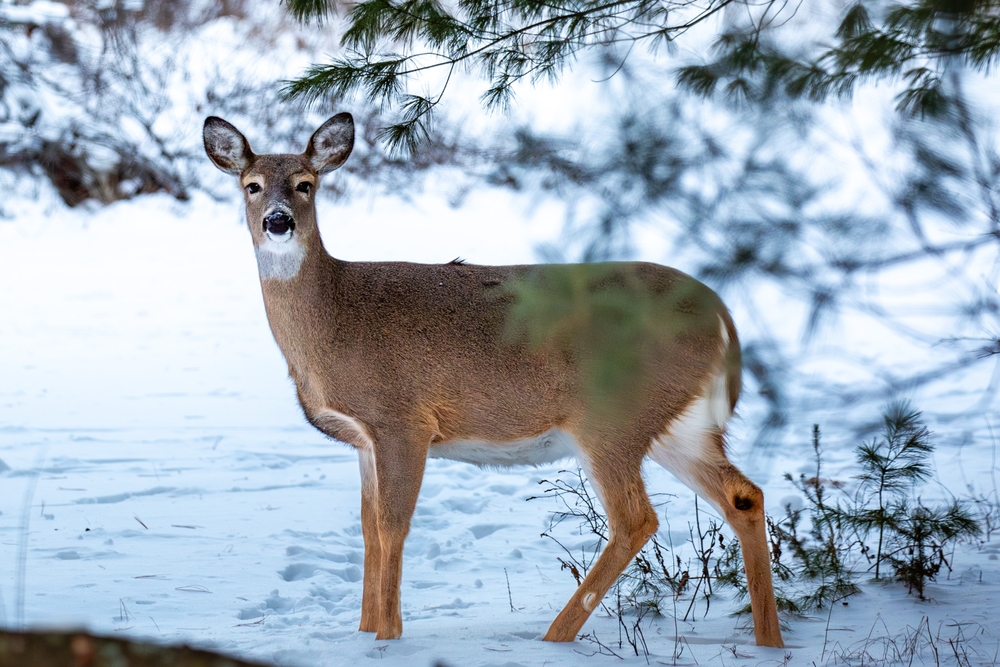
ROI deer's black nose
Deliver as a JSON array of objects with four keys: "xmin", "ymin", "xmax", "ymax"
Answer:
[{"xmin": 263, "ymin": 211, "xmax": 295, "ymax": 236}]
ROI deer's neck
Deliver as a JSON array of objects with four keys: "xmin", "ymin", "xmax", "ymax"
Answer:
[
  {"xmin": 256, "ymin": 234, "xmax": 342, "ymax": 354},
  {"xmin": 254, "ymin": 228, "xmax": 336, "ymax": 285}
]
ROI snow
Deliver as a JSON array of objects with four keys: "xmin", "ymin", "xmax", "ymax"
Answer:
[{"xmin": 1, "ymin": 179, "xmax": 999, "ymax": 666}]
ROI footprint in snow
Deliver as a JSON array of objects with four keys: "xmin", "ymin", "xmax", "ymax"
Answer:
[
  {"xmin": 442, "ymin": 497, "xmax": 488, "ymax": 514},
  {"xmin": 425, "ymin": 597, "xmax": 474, "ymax": 610},
  {"xmin": 279, "ymin": 562, "xmax": 361, "ymax": 582},
  {"xmin": 469, "ymin": 524, "xmax": 507, "ymax": 539},
  {"xmin": 285, "ymin": 544, "xmax": 359, "ymax": 564}
]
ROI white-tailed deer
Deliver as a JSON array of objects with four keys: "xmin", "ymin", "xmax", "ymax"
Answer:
[{"xmin": 203, "ymin": 113, "xmax": 784, "ymax": 648}]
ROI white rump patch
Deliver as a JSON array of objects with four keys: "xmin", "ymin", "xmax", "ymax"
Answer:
[
  {"xmin": 647, "ymin": 364, "xmax": 732, "ymax": 512},
  {"xmin": 649, "ymin": 392, "xmax": 724, "ymax": 477},
  {"xmin": 429, "ymin": 428, "xmax": 576, "ymax": 468},
  {"xmin": 255, "ymin": 237, "xmax": 306, "ymax": 281}
]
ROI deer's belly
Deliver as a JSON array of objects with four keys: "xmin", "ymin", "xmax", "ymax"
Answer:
[{"xmin": 429, "ymin": 429, "xmax": 577, "ymax": 468}]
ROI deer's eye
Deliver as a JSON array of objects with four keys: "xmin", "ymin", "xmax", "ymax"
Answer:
[
  {"xmin": 296, "ymin": 182, "xmax": 312, "ymax": 194},
  {"xmin": 246, "ymin": 182, "xmax": 261, "ymax": 194}
]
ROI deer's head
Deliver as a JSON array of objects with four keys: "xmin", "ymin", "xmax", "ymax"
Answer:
[{"xmin": 203, "ymin": 114, "xmax": 354, "ymax": 278}]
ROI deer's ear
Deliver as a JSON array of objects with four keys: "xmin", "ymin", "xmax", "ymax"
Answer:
[
  {"xmin": 306, "ymin": 113, "xmax": 354, "ymax": 175},
  {"xmin": 204, "ymin": 117, "xmax": 254, "ymax": 174}
]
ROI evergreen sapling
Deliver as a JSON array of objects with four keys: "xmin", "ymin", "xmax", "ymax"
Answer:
[{"xmin": 844, "ymin": 401, "xmax": 979, "ymax": 598}]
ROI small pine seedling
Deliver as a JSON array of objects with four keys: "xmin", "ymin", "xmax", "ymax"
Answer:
[{"xmin": 844, "ymin": 401, "xmax": 979, "ymax": 598}]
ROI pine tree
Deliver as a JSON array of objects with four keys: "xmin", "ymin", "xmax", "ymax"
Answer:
[{"xmin": 851, "ymin": 401, "xmax": 933, "ymax": 579}]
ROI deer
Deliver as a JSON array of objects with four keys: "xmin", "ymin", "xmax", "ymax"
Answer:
[{"xmin": 202, "ymin": 112, "xmax": 784, "ymax": 649}]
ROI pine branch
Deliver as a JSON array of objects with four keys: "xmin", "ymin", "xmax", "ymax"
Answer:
[
  {"xmin": 676, "ymin": 0, "xmax": 1000, "ymax": 117},
  {"xmin": 284, "ymin": 0, "xmax": 741, "ymax": 148},
  {"xmin": 283, "ymin": 0, "xmax": 1000, "ymax": 148}
]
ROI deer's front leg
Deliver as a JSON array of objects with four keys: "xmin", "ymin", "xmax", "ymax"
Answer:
[
  {"xmin": 372, "ymin": 426, "xmax": 429, "ymax": 640},
  {"xmin": 358, "ymin": 447, "xmax": 381, "ymax": 633}
]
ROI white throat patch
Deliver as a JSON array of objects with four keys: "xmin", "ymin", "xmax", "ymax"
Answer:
[{"xmin": 255, "ymin": 237, "xmax": 306, "ymax": 281}]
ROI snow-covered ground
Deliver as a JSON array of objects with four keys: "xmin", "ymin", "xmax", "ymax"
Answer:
[
  {"xmin": 2, "ymin": 0, "xmax": 999, "ymax": 661},
  {"xmin": 1, "ymin": 181, "xmax": 999, "ymax": 667}
]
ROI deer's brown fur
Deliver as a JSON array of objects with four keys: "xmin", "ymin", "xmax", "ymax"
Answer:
[{"xmin": 203, "ymin": 113, "xmax": 784, "ymax": 648}]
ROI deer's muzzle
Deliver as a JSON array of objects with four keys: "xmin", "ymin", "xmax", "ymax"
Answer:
[{"xmin": 263, "ymin": 211, "xmax": 296, "ymax": 239}]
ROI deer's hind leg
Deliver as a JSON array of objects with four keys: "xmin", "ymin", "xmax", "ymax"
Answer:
[
  {"xmin": 543, "ymin": 435, "xmax": 658, "ymax": 642},
  {"xmin": 650, "ymin": 417, "xmax": 783, "ymax": 648}
]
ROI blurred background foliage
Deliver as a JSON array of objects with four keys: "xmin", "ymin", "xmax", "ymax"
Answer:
[
  {"xmin": 0, "ymin": 0, "xmax": 461, "ymax": 206},
  {"xmin": 2, "ymin": 0, "xmax": 999, "ymax": 452}
]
